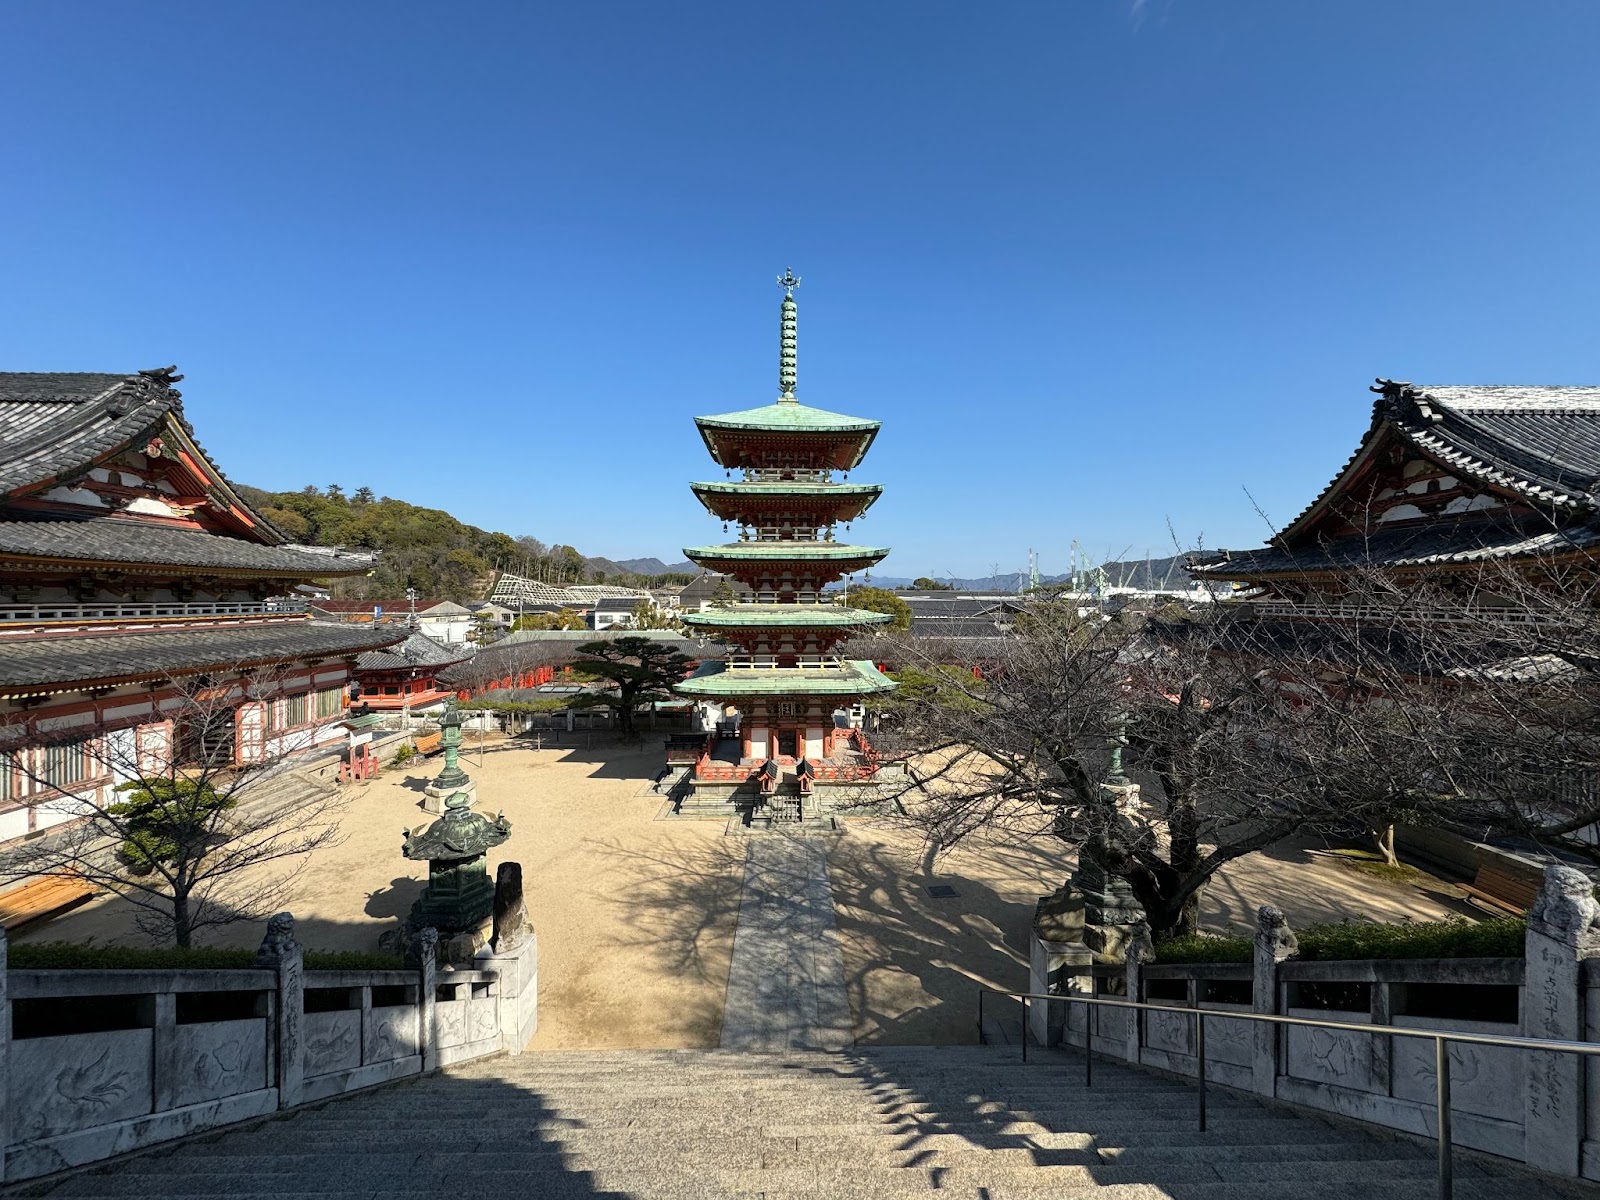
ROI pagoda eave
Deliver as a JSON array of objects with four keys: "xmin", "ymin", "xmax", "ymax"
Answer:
[
  {"xmin": 689, "ymin": 481, "xmax": 882, "ymax": 524},
  {"xmin": 680, "ymin": 605, "xmax": 892, "ymax": 631},
  {"xmin": 675, "ymin": 660, "xmax": 897, "ymax": 698},
  {"xmin": 695, "ymin": 426, "xmax": 878, "ymax": 473}
]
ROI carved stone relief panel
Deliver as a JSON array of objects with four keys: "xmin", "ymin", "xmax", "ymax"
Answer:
[
  {"xmin": 172, "ymin": 1019, "xmax": 270, "ymax": 1108},
  {"xmin": 364, "ymin": 1007, "xmax": 420, "ymax": 1064},
  {"xmin": 11, "ymin": 1030, "xmax": 153, "ymax": 1141},
  {"xmin": 436, "ymin": 998, "xmax": 469, "ymax": 1049},
  {"xmin": 1144, "ymin": 1007, "xmax": 1193, "ymax": 1057},
  {"xmin": 1285, "ymin": 1017, "xmax": 1378, "ymax": 1094},
  {"xmin": 301, "ymin": 1011, "xmax": 360, "ymax": 1079},
  {"xmin": 1392, "ymin": 1035, "xmax": 1520, "ymax": 1123}
]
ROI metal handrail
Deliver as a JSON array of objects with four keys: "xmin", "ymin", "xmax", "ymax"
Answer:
[{"xmin": 977, "ymin": 986, "xmax": 1600, "ymax": 1200}]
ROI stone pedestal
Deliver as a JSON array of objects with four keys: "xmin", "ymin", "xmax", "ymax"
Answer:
[
  {"xmin": 476, "ymin": 934, "xmax": 538, "ymax": 1053},
  {"xmin": 1030, "ymin": 885, "xmax": 1092, "ymax": 1047},
  {"xmin": 422, "ymin": 777, "xmax": 475, "ymax": 814},
  {"xmin": 1522, "ymin": 865, "xmax": 1600, "ymax": 1177},
  {"xmin": 1076, "ymin": 852, "xmax": 1147, "ymax": 963}
]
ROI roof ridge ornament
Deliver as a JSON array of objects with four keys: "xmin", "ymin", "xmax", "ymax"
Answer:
[{"xmin": 777, "ymin": 269, "xmax": 799, "ymax": 402}]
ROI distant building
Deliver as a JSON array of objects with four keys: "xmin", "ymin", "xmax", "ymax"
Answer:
[
  {"xmin": 415, "ymin": 600, "xmax": 474, "ymax": 645},
  {"xmin": 0, "ymin": 368, "xmax": 400, "ymax": 843},
  {"xmin": 678, "ymin": 571, "xmax": 753, "ymax": 611},
  {"xmin": 894, "ymin": 590, "xmax": 1024, "ymax": 638},
  {"xmin": 590, "ymin": 596, "xmax": 640, "ymax": 630},
  {"xmin": 352, "ymin": 630, "xmax": 467, "ymax": 714}
]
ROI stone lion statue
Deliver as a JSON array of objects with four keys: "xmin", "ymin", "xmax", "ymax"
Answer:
[
  {"xmin": 254, "ymin": 912, "xmax": 300, "ymax": 966},
  {"xmin": 1255, "ymin": 905, "xmax": 1298, "ymax": 961},
  {"xmin": 1529, "ymin": 866, "xmax": 1600, "ymax": 938}
]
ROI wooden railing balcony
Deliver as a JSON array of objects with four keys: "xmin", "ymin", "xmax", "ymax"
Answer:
[
  {"xmin": 723, "ymin": 654, "xmax": 846, "ymax": 671},
  {"xmin": 0, "ymin": 599, "xmax": 311, "ymax": 635}
]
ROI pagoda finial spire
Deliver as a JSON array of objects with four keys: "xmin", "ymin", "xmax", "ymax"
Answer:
[{"xmin": 777, "ymin": 268, "xmax": 799, "ymax": 402}]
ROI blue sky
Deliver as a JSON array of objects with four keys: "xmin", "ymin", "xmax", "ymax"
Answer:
[{"xmin": 4, "ymin": 3, "xmax": 1598, "ymax": 577}]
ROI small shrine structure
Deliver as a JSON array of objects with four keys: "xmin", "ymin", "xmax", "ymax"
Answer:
[{"xmin": 674, "ymin": 273, "xmax": 897, "ymax": 821}]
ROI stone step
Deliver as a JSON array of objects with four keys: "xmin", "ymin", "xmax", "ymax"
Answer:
[
  {"xmin": 295, "ymin": 1088, "xmax": 1246, "ymax": 1115},
  {"xmin": 37, "ymin": 1157, "xmax": 1474, "ymax": 1199},
  {"xmin": 29, "ymin": 1184, "xmax": 1556, "ymax": 1200}
]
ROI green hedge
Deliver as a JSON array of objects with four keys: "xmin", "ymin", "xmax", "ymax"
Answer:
[
  {"xmin": 1154, "ymin": 918, "xmax": 1526, "ymax": 965},
  {"xmin": 7, "ymin": 942, "xmax": 403, "ymax": 971}
]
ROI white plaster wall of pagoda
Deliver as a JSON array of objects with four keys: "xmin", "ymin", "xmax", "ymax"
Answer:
[
  {"xmin": 31, "ymin": 791, "xmax": 96, "ymax": 833},
  {"xmin": 104, "ymin": 727, "xmax": 139, "ymax": 786},
  {"xmin": 748, "ymin": 728, "xmax": 768, "ymax": 759},
  {"xmin": 805, "ymin": 724, "xmax": 824, "ymax": 758}
]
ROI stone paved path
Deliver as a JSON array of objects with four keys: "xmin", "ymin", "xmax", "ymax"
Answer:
[
  {"xmin": 30, "ymin": 1046, "xmax": 1581, "ymax": 1198},
  {"xmin": 719, "ymin": 833, "xmax": 853, "ymax": 1051}
]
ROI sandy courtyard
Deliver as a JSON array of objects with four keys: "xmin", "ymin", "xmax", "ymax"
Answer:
[{"xmin": 14, "ymin": 733, "xmax": 1475, "ymax": 1049}]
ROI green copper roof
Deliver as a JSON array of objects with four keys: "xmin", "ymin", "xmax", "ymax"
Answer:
[
  {"xmin": 690, "ymin": 480, "xmax": 883, "ymax": 521},
  {"xmin": 681, "ymin": 604, "xmax": 892, "ymax": 629},
  {"xmin": 694, "ymin": 401, "xmax": 880, "ymax": 435},
  {"xmin": 689, "ymin": 481, "xmax": 883, "ymax": 500},
  {"xmin": 682, "ymin": 542, "xmax": 890, "ymax": 562},
  {"xmin": 674, "ymin": 659, "xmax": 897, "ymax": 697}
]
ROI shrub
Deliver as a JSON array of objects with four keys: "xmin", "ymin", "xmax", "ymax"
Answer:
[
  {"xmin": 1152, "ymin": 934, "xmax": 1252, "ymax": 964},
  {"xmin": 7, "ymin": 942, "xmax": 405, "ymax": 971},
  {"xmin": 108, "ymin": 778, "xmax": 235, "ymax": 872},
  {"xmin": 392, "ymin": 743, "xmax": 416, "ymax": 765},
  {"xmin": 304, "ymin": 950, "xmax": 406, "ymax": 971},
  {"xmin": 1153, "ymin": 917, "xmax": 1526, "ymax": 965}
]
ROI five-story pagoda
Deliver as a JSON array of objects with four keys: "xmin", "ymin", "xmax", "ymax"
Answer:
[{"xmin": 676, "ymin": 272, "xmax": 896, "ymax": 818}]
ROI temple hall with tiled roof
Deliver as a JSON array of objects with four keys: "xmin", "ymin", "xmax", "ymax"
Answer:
[
  {"xmin": 0, "ymin": 367, "xmax": 400, "ymax": 844},
  {"xmin": 1190, "ymin": 378, "xmax": 1600, "ymax": 613}
]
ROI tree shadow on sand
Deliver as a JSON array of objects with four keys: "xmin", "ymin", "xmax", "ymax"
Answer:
[{"xmin": 588, "ymin": 823, "xmax": 1078, "ymax": 1048}]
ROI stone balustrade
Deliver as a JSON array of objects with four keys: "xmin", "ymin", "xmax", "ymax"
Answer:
[
  {"xmin": 1027, "ymin": 864, "xmax": 1600, "ymax": 1182},
  {"xmin": 1, "ymin": 913, "xmax": 537, "ymax": 1184}
]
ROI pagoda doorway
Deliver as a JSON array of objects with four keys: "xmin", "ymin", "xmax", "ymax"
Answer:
[{"xmin": 775, "ymin": 728, "xmax": 801, "ymax": 760}]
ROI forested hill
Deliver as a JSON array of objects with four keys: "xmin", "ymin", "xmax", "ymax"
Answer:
[{"xmin": 236, "ymin": 484, "xmax": 691, "ymax": 602}]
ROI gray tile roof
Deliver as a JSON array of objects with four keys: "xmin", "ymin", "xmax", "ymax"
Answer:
[
  {"xmin": 0, "ymin": 372, "xmax": 173, "ymax": 496},
  {"xmin": 0, "ymin": 516, "xmax": 375, "ymax": 575},
  {"xmin": 1205, "ymin": 379, "xmax": 1600, "ymax": 576},
  {"xmin": 355, "ymin": 630, "xmax": 465, "ymax": 672},
  {"xmin": 1386, "ymin": 383, "xmax": 1600, "ymax": 509},
  {"xmin": 0, "ymin": 621, "xmax": 404, "ymax": 693},
  {"xmin": 1191, "ymin": 515, "xmax": 1600, "ymax": 576}
]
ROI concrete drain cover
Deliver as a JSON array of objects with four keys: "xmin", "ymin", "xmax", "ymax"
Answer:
[{"xmin": 925, "ymin": 884, "xmax": 960, "ymax": 899}]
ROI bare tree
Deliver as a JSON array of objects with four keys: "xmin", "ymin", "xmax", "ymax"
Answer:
[
  {"xmin": 0, "ymin": 664, "xmax": 353, "ymax": 947},
  {"xmin": 884, "ymin": 557, "xmax": 1600, "ymax": 941}
]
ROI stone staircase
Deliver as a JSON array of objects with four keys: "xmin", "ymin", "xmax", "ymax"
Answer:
[{"xmin": 16, "ymin": 1046, "xmax": 1583, "ymax": 1199}]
